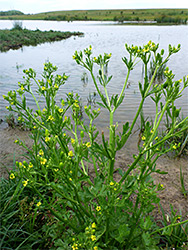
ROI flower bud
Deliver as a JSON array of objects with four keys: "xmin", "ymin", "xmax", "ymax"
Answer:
[{"xmin": 80, "ymin": 131, "xmax": 84, "ymax": 138}]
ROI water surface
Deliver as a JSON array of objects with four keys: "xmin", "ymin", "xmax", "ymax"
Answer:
[{"xmin": 0, "ymin": 20, "xmax": 187, "ymax": 128}]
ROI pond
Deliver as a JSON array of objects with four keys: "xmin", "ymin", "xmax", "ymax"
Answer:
[{"xmin": 0, "ymin": 20, "xmax": 188, "ymax": 129}]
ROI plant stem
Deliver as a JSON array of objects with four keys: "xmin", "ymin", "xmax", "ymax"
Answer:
[
  {"xmin": 114, "ymin": 68, "xmax": 131, "ymax": 112},
  {"xmin": 150, "ymin": 219, "xmax": 188, "ymax": 236},
  {"xmin": 128, "ymin": 65, "xmax": 159, "ymax": 136}
]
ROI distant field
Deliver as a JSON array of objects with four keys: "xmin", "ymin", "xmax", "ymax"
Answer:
[{"xmin": 0, "ymin": 9, "xmax": 188, "ymax": 24}]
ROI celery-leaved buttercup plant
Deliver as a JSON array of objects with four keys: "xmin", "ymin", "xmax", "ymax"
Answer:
[{"xmin": 3, "ymin": 42, "xmax": 188, "ymax": 250}]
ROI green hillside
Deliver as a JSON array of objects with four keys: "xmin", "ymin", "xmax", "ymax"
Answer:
[
  {"xmin": 0, "ymin": 10, "xmax": 24, "ymax": 16},
  {"xmin": 0, "ymin": 9, "xmax": 187, "ymax": 24}
]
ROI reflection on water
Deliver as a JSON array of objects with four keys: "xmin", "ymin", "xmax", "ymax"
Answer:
[{"xmin": 0, "ymin": 20, "xmax": 187, "ymax": 129}]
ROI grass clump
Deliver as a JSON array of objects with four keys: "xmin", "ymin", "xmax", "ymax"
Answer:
[
  {"xmin": 0, "ymin": 178, "xmax": 47, "ymax": 249},
  {"xmin": 0, "ymin": 28, "xmax": 83, "ymax": 52},
  {"xmin": 11, "ymin": 20, "xmax": 23, "ymax": 30}
]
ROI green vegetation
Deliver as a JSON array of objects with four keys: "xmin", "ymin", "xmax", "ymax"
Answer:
[
  {"xmin": 12, "ymin": 20, "xmax": 23, "ymax": 30},
  {"xmin": 0, "ymin": 26, "xmax": 83, "ymax": 52},
  {"xmin": 0, "ymin": 9, "xmax": 187, "ymax": 24},
  {"xmin": 1, "ymin": 42, "xmax": 188, "ymax": 249},
  {"xmin": 164, "ymin": 113, "xmax": 188, "ymax": 156},
  {"xmin": 155, "ymin": 15, "xmax": 187, "ymax": 24},
  {"xmin": 0, "ymin": 10, "xmax": 24, "ymax": 16}
]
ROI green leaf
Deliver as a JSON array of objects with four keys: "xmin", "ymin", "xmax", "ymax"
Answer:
[
  {"xmin": 114, "ymin": 224, "xmax": 130, "ymax": 243},
  {"xmin": 142, "ymin": 232, "xmax": 158, "ymax": 248},
  {"xmin": 155, "ymin": 170, "xmax": 168, "ymax": 174},
  {"xmin": 22, "ymin": 96, "xmax": 26, "ymax": 109},
  {"xmin": 162, "ymin": 226, "xmax": 173, "ymax": 236},
  {"xmin": 139, "ymin": 82, "xmax": 144, "ymax": 97},
  {"xmin": 97, "ymin": 102, "xmax": 106, "ymax": 109},
  {"xmin": 116, "ymin": 94, "xmax": 124, "ymax": 109}
]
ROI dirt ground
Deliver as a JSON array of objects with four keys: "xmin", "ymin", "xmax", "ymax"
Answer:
[{"xmin": 0, "ymin": 126, "xmax": 187, "ymax": 222}]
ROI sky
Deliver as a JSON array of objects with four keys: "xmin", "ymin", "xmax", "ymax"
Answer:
[{"xmin": 0, "ymin": 0, "xmax": 187, "ymax": 14}]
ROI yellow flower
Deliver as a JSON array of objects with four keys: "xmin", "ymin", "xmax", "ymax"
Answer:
[
  {"xmin": 63, "ymin": 133, "xmax": 66, "ymax": 137},
  {"xmin": 85, "ymin": 142, "xmax": 91, "ymax": 148},
  {"xmin": 58, "ymin": 108, "xmax": 64, "ymax": 113},
  {"xmin": 45, "ymin": 136, "xmax": 50, "ymax": 142},
  {"xmin": 143, "ymin": 47, "xmax": 149, "ymax": 53},
  {"xmin": 177, "ymin": 216, "xmax": 181, "ymax": 221},
  {"xmin": 20, "ymin": 86, "xmax": 24, "ymax": 91},
  {"xmin": 69, "ymin": 177, "xmax": 72, "ymax": 181},
  {"xmin": 42, "ymin": 86, "xmax": 46, "ymax": 91},
  {"xmin": 10, "ymin": 173, "xmax": 15, "ymax": 179},
  {"xmin": 155, "ymin": 136, "xmax": 158, "ymax": 140},
  {"xmin": 22, "ymin": 179, "xmax": 28, "ymax": 187},
  {"xmin": 96, "ymin": 206, "xmax": 101, "ymax": 212},
  {"xmin": 14, "ymin": 139, "xmax": 19, "ymax": 143},
  {"xmin": 36, "ymin": 201, "xmax": 42, "ymax": 207},
  {"xmin": 71, "ymin": 138, "xmax": 75, "ymax": 144},
  {"xmin": 91, "ymin": 235, "xmax": 96, "ymax": 241},
  {"xmin": 39, "ymin": 149, "xmax": 44, "ymax": 156},
  {"xmin": 141, "ymin": 136, "xmax": 146, "ymax": 141},
  {"xmin": 47, "ymin": 115, "xmax": 54, "ymax": 121},
  {"xmin": 74, "ymin": 103, "xmax": 79, "ymax": 108},
  {"xmin": 110, "ymin": 181, "xmax": 114, "ymax": 186},
  {"xmin": 91, "ymin": 222, "xmax": 97, "ymax": 229},
  {"xmin": 173, "ymin": 145, "xmax": 177, "ymax": 150},
  {"xmin": 94, "ymin": 247, "xmax": 98, "ymax": 250},
  {"xmin": 17, "ymin": 116, "xmax": 22, "ymax": 121},
  {"xmin": 40, "ymin": 158, "xmax": 47, "ymax": 165},
  {"xmin": 29, "ymin": 162, "xmax": 33, "ymax": 168},
  {"xmin": 68, "ymin": 151, "xmax": 74, "ymax": 157},
  {"xmin": 33, "ymin": 126, "xmax": 37, "ymax": 129},
  {"xmin": 19, "ymin": 162, "xmax": 23, "ymax": 167},
  {"xmin": 72, "ymin": 243, "xmax": 78, "ymax": 250},
  {"xmin": 54, "ymin": 168, "xmax": 59, "ymax": 172},
  {"xmin": 54, "ymin": 84, "xmax": 59, "ymax": 89}
]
